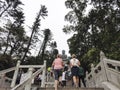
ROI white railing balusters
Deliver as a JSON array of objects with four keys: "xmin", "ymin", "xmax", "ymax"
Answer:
[
  {"xmin": 0, "ymin": 60, "xmax": 47, "ymax": 90},
  {"xmin": 11, "ymin": 61, "xmax": 21, "ymax": 88},
  {"xmin": 100, "ymin": 54, "xmax": 109, "ymax": 82},
  {"xmin": 85, "ymin": 51, "xmax": 120, "ymax": 90},
  {"xmin": 11, "ymin": 60, "xmax": 47, "ymax": 90},
  {"xmin": 0, "ymin": 73, "xmax": 5, "ymax": 88},
  {"xmin": 0, "ymin": 68, "xmax": 15, "ymax": 89},
  {"xmin": 91, "ymin": 64, "xmax": 96, "ymax": 87},
  {"xmin": 0, "ymin": 67, "xmax": 16, "ymax": 75},
  {"xmin": 41, "ymin": 60, "xmax": 46, "ymax": 87},
  {"xmin": 24, "ymin": 67, "xmax": 33, "ymax": 90}
]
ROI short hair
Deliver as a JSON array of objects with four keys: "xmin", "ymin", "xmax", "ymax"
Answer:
[{"xmin": 72, "ymin": 54, "xmax": 76, "ymax": 58}]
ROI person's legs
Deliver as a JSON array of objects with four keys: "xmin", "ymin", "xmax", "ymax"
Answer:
[
  {"xmin": 59, "ymin": 76, "xmax": 62, "ymax": 83},
  {"xmin": 64, "ymin": 81, "xmax": 66, "ymax": 87},
  {"xmin": 58, "ymin": 69, "xmax": 63, "ymax": 86},
  {"xmin": 76, "ymin": 76, "xmax": 79, "ymax": 87},
  {"xmin": 62, "ymin": 81, "xmax": 66, "ymax": 87},
  {"xmin": 58, "ymin": 76, "xmax": 62, "ymax": 87},
  {"xmin": 54, "ymin": 70, "xmax": 59, "ymax": 90},
  {"xmin": 73, "ymin": 76, "xmax": 78, "ymax": 87},
  {"xmin": 55, "ymin": 80, "xmax": 58, "ymax": 90},
  {"xmin": 71, "ymin": 67, "xmax": 78, "ymax": 87},
  {"xmin": 78, "ymin": 76, "xmax": 81, "ymax": 87},
  {"xmin": 81, "ymin": 76, "xmax": 86, "ymax": 87},
  {"xmin": 72, "ymin": 77, "xmax": 74, "ymax": 86}
]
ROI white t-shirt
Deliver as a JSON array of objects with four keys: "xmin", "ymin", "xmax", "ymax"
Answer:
[
  {"xmin": 62, "ymin": 71, "xmax": 66, "ymax": 81},
  {"xmin": 70, "ymin": 58, "xmax": 79, "ymax": 67}
]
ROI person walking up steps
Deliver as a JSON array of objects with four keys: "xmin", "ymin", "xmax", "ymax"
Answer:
[
  {"xmin": 70, "ymin": 54, "xmax": 80, "ymax": 88},
  {"xmin": 52, "ymin": 54, "xmax": 64, "ymax": 90},
  {"xmin": 78, "ymin": 66, "xmax": 86, "ymax": 87},
  {"xmin": 61, "ymin": 67, "xmax": 68, "ymax": 87}
]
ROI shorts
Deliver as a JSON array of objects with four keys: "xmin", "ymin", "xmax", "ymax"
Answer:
[
  {"xmin": 71, "ymin": 66, "xmax": 79, "ymax": 76},
  {"xmin": 54, "ymin": 69, "xmax": 62, "ymax": 80}
]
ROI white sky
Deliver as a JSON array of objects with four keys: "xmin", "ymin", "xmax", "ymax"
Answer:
[{"xmin": 21, "ymin": 0, "xmax": 73, "ymax": 56}]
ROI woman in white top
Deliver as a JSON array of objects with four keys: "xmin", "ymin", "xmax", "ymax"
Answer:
[{"xmin": 70, "ymin": 54, "xmax": 80, "ymax": 87}]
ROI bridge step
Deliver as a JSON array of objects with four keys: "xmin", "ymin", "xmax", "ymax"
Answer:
[{"xmin": 38, "ymin": 87, "xmax": 104, "ymax": 90}]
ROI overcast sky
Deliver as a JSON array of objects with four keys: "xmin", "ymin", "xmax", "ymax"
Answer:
[{"xmin": 21, "ymin": 0, "xmax": 73, "ymax": 56}]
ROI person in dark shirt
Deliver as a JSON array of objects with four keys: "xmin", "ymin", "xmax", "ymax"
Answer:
[{"xmin": 78, "ymin": 66, "xmax": 86, "ymax": 87}]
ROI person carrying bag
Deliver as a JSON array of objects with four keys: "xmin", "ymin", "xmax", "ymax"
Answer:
[{"xmin": 78, "ymin": 66, "xmax": 86, "ymax": 87}]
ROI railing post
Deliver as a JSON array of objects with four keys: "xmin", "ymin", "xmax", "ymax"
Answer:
[
  {"xmin": 91, "ymin": 64, "xmax": 96, "ymax": 87},
  {"xmin": 0, "ymin": 73, "xmax": 5, "ymax": 88},
  {"xmin": 41, "ymin": 60, "xmax": 46, "ymax": 87},
  {"xmin": 85, "ymin": 71, "xmax": 89, "ymax": 87},
  {"xmin": 25, "ymin": 67, "xmax": 33, "ymax": 90},
  {"xmin": 11, "ymin": 60, "xmax": 21, "ymax": 88},
  {"xmin": 100, "ymin": 51, "xmax": 108, "ymax": 81}
]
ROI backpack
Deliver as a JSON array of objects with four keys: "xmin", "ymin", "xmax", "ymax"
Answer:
[{"xmin": 78, "ymin": 66, "xmax": 84, "ymax": 76}]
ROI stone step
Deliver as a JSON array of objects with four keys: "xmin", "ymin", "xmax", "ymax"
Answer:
[
  {"xmin": 0, "ymin": 87, "xmax": 10, "ymax": 90},
  {"xmin": 38, "ymin": 87, "xmax": 104, "ymax": 90}
]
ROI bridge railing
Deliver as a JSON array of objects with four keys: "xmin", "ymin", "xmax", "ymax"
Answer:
[
  {"xmin": 11, "ymin": 60, "xmax": 46, "ymax": 90},
  {"xmin": 0, "ymin": 60, "xmax": 47, "ymax": 90},
  {"xmin": 0, "ymin": 67, "xmax": 16, "ymax": 89},
  {"xmin": 85, "ymin": 51, "xmax": 120, "ymax": 89}
]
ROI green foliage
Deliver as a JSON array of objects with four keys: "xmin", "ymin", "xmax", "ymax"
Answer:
[
  {"xmin": 0, "ymin": 54, "xmax": 14, "ymax": 70},
  {"xmin": 64, "ymin": 0, "xmax": 120, "ymax": 72},
  {"xmin": 0, "ymin": 1, "xmax": 51, "ymax": 68},
  {"xmin": 21, "ymin": 5, "xmax": 48, "ymax": 62},
  {"xmin": 86, "ymin": 48, "xmax": 100, "ymax": 65},
  {"xmin": 80, "ymin": 48, "xmax": 100, "ymax": 72},
  {"xmin": 41, "ymin": 29, "xmax": 52, "ymax": 61}
]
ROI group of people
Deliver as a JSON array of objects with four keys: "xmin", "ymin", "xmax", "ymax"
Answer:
[{"xmin": 52, "ymin": 54, "xmax": 86, "ymax": 90}]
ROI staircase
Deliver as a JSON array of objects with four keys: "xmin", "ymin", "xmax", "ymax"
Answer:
[
  {"xmin": 38, "ymin": 87, "xmax": 104, "ymax": 90},
  {"xmin": 1, "ymin": 52, "xmax": 120, "ymax": 90},
  {"xmin": 31, "ymin": 79, "xmax": 104, "ymax": 90}
]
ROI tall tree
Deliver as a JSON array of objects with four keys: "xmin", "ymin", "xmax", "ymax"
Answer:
[
  {"xmin": 0, "ymin": 0, "xmax": 26, "ymax": 70},
  {"xmin": 49, "ymin": 41, "xmax": 57, "ymax": 55},
  {"xmin": 3, "ymin": 10, "xmax": 25, "ymax": 56},
  {"xmin": 64, "ymin": 0, "xmax": 90, "ymax": 56},
  {"xmin": 0, "ymin": 0, "xmax": 23, "ymax": 17},
  {"xmin": 40, "ymin": 29, "xmax": 52, "ymax": 61},
  {"xmin": 88, "ymin": 0, "xmax": 120, "ymax": 59},
  {"xmin": 21, "ymin": 5, "xmax": 48, "ymax": 62},
  {"xmin": 64, "ymin": 0, "xmax": 120, "ymax": 72},
  {"xmin": 0, "ymin": 0, "xmax": 26, "ymax": 57}
]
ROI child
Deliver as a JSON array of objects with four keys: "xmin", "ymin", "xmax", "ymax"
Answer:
[
  {"xmin": 78, "ymin": 66, "xmax": 86, "ymax": 87},
  {"xmin": 61, "ymin": 68, "xmax": 67, "ymax": 87}
]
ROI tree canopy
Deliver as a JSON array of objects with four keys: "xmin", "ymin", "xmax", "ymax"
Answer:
[
  {"xmin": 0, "ymin": 1, "xmax": 58, "ymax": 70},
  {"xmin": 64, "ymin": 0, "xmax": 120, "ymax": 72}
]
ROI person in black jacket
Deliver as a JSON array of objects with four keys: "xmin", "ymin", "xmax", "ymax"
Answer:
[{"xmin": 78, "ymin": 66, "xmax": 86, "ymax": 87}]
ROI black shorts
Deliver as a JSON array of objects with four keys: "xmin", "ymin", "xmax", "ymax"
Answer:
[
  {"xmin": 54, "ymin": 69, "xmax": 62, "ymax": 80},
  {"xmin": 71, "ymin": 66, "xmax": 79, "ymax": 77}
]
